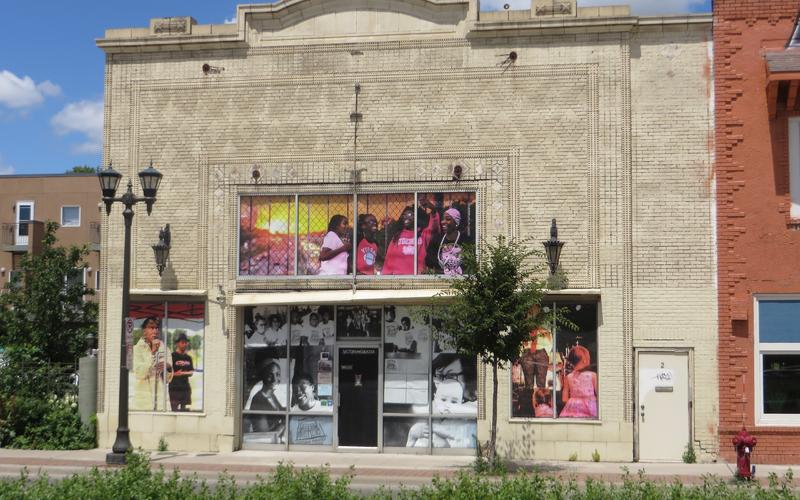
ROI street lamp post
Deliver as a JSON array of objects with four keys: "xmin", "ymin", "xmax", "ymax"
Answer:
[{"xmin": 99, "ymin": 161, "xmax": 163, "ymax": 465}]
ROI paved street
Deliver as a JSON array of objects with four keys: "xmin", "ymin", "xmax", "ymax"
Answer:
[{"xmin": 0, "ymin": 448, "xmax": 796, "ymax": 492}]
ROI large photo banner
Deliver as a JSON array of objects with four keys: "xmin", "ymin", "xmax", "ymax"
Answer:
[
  {"xmin": 239, "ymin": 192, "xmax": 476, "ymax": 277},
  {"xmin": 128, "ymin": 302, "xmax": 205, "ymax": 413},
  {"xmin": 511, "ymin": 302, "xmax": 598, "ymax": 419}
]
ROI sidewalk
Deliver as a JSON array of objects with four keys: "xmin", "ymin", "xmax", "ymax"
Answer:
[{"xmin": 0, "ymin": 448, "xmax": 796, "ymax": 490}]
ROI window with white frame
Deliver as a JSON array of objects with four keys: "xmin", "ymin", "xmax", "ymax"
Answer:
[
  {"xmin": 756, "ymin": 297, "xmax": 800, "ymax": 424},
  {"xmin": 61, "ymin": 206, "xmax": 81, "ymax": 227},
  {"xmin": 789, "ymin": 118, "xmax": 800, "ymax": 219}
]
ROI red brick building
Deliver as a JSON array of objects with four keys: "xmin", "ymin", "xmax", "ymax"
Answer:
[{"xmin": 715, "ymin": 0, "xmax": 800, "ymax": 464}]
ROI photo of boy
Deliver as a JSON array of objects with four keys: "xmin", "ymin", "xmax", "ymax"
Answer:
[{"xmin": 169, "ymin": 332, "xmax": 194, "ymax": 412}]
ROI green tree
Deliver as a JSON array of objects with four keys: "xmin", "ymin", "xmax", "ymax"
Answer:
[
  {"xmin": 0, "ymin": 222, "xmax": 97, "ymax": 448},
  {"xmin": 438, "ymin": 236, "xmax": 554, "ymax": 464},
  {"xmin": 66, "ymin": 165, "xmax": 97, "ymax": 174}
]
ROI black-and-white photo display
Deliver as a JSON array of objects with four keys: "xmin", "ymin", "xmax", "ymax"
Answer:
[
  {"xmin": 290, "ymin": 306, "xmax": 335, "ymax": 413},
  {"xmin": 242, "ymin": 346, "xmax": 290, "ymax": 445},
  {"xmin": 336, "ymin": 305, "xmax": 382, "ymax": 338},
  {"xmin": 431, "ymin": 322, "xmax": 478, "ymax": 417},
  {"xmin": 383, "ymin": 305, "xmax": 430, "ymax": 414},
  {"xmin": 244, "ymin": 305, "xmax": 289, "ymax": 347}
]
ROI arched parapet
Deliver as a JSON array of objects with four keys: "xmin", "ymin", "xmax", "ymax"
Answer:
[{"xmin": 237, "ymin": 0, "xmax": 475, "ymax": 44}]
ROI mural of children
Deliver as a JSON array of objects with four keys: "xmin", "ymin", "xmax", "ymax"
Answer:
[
  {"xmin": 318, "ymin": 214, "xmax": 351, "ymax": 275},
  {"xmin": 169, "ymin": 332, "xmax": 194, "ymax": 412},
  {"xmin": 356, "ymin": 213, "xmax": 380, "ymax": 275},
  {"xmin": 559, "ymin": 345, "xmax": 598, "ymax": 418}
]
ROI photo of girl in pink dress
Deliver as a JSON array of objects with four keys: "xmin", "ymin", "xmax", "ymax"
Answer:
[{"xmin": 559, "ymin": 345, "xmax": 598, "ymax": 418}]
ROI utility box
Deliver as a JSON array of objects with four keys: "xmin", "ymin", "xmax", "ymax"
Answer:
[{"xmin": 78, "ymin": 355, "xmax": 97, "ymax": 428}]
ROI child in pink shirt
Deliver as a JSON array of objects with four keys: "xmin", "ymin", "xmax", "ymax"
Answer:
[{"xmin": 382, "ymin": 204, "xmax": 440, "ymax": 275}]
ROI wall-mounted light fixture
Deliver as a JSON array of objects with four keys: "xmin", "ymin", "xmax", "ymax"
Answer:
[
  {"xmin": 452, "ymin": 164, "xmax": 464, "ymax": 181},
  {"xmin": 201, "ymin": 63, "xmax": 225, "ymax": 75},
  {"xmin": 542, "ymin": 218, "xmax": 565, "ymax": 276},
  {"xmin": 152, "ymin": 224, "xmax": 171, "ymax": 276}
]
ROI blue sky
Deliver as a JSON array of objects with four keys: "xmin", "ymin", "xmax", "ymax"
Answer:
[{"xmin": 0, "ymin": 0, "xmax": 711, "ymax": 176}]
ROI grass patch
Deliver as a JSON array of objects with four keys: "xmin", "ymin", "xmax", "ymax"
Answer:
[{"xmin": 0, "ymin": 452, "xmax": 796, "ymax": 499}]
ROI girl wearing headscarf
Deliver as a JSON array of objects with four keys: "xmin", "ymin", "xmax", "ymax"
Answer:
[{"xmin": 425, "ymin": 206, "xmax": 471, "ymax": 275}]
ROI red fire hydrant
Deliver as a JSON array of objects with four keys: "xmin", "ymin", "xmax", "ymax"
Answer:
[{"xmin": 732, "ymin": 427, "xmax": 757, "ymax": 480}]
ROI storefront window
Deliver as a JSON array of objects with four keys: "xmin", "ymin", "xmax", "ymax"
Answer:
[
  {"xmin": 290, "ymin": 306, "xmax": 335, "ymax": 412},
  {"xmin": 128, "ymin": 301, "xmax": 205, "ymax": 413},
  {"xmin": 757, "ymin": 299, "xmax": 800, "ymax": 423},
  {"xmin": 242, "ymin": 305, "xmax": 290, "ymax": 445},
  {"xmin": 238, "ymin": 191, "xmax": 476, "ymax": 277},
  {"xmin": 383, "ymin": 306, "xmax": 430, "ymax": 414},
  {"xmin": 240, "ymin": 304, "xmax": 478, "ymax": 450},
  {"xmin": 381, "ymin": 309, "xmax": 478, "ymax": 450},
  {"xmin": 510, "ymin": 302, "xmax": 599, "ymax": 420}
]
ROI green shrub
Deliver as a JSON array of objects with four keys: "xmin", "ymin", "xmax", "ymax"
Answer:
[
  {"xmin": 682, "ymin": 442, "xmax": 697, "ymax": 464},
  {"xmin": 5, "ymin": 395, "xmax": 94, "ymax": 450},
  {"xmin": 472, "ymin": 454, "xmax": 507, "ymax": 476},
  {"xmin": 568, "ymin": 452, "xmax": 578, "ymax": 462},
  {"xmin": 2, "ymin": 452, "xmax": 798, "ymax": 499},
  {"xmin": 0, "ymin": 452, "xmax": 355, "ymax": 500},
  {"xmin": 592, "ymin": 449, "xmax": 600, "ymax": 462},
  {"xmin": 158, "ymin": 436, "xmax": 168, "ymax": 452}
]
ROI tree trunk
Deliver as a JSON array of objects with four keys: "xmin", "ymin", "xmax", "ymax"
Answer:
[{"xmin": 489, "ymin": 360, "xmax": 499, "ymax": 462}]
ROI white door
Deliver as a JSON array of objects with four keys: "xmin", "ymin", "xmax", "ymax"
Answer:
[
  {"xmin": 15, "ymin": 202, "xmax": 33, "ymax": 246},
  {"xmin": 637, "ymin": 351, "xmax": 690, "ymax": 461}
]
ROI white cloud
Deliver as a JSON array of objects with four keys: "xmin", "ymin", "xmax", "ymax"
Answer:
[
  {"xmin": 578, "ymin": 0, "xmax": 707, "ymax": 15},
  {"xmin": 51, "ymin": 99, "xmax": 104, "ymax": 155},
  {"xmin": 0, "ymin": 70, "xmax": 61, "ymax": 109},
  {"xmin": 0, "ymin": 155, "xmax": 14, "ymax": 175},
  {"xmin": 224, "ymin": 16, "xmax": 236, "ymax": 24}
]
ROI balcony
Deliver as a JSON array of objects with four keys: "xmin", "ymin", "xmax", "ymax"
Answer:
[{"xmin": 1, "ymin": 223, "xmax": 29, "ymax": 252}]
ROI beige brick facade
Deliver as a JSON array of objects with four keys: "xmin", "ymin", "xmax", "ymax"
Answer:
[{"xmin": 97, "ymin": 0, "xmax": 717, "ymax": 461}]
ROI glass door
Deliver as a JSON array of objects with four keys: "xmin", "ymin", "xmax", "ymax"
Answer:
[
  {"xmin": 15, "ymin": 202, "xmax": 33, "ymax": 246},
  {"xmin": 337, "ymin": 346, "xmax": 379, "ymax": 447}
]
